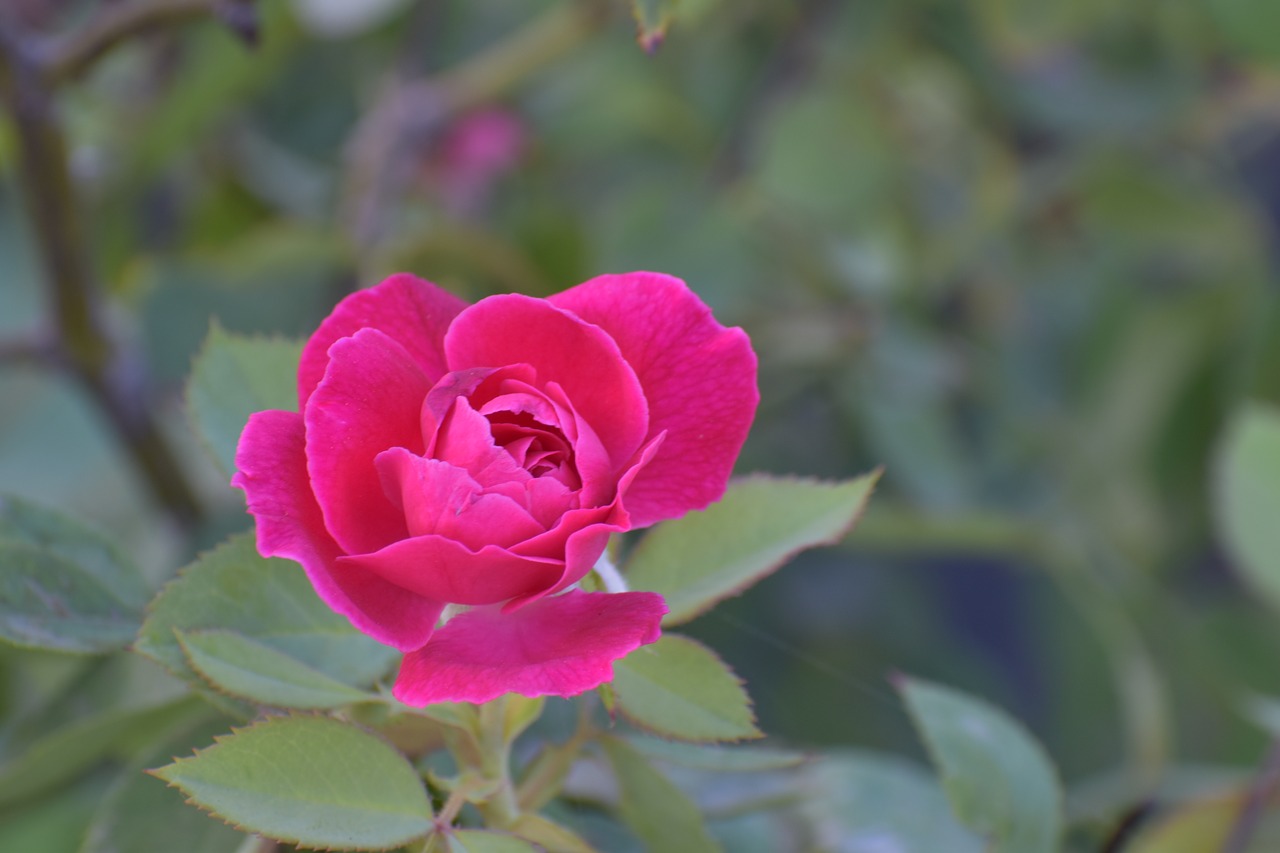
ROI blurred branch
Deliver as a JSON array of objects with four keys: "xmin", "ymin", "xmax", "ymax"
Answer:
[
  {"xmin": 341, "ymin": 0, "xmax": 609, "ymax": 256},
  {"xmin": 1225, "ymin": 740, "xmax": 1280, "ymax": 853},
  {"xmin": 0, "ymin": 21, "xmax": 202, "ymax": 526},
  {"xmin": 42, "ymin": 0, "xmax": 257, "ymax": 84}
]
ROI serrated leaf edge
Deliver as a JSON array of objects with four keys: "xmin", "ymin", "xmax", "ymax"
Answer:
[
  {"xmin": 632, "ymin": 469, "xmax": 882, "ymax": 627},
  {"xmin": 146, "ymin": 712, "xmax": 432, "ymax": 852},
  {"xmin": 614, "ymin": 633, "xmax": 762, "ymax": 744}
]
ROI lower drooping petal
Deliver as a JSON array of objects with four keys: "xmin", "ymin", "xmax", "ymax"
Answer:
[
  {"xmin": 232, "ymin": 410, "xmax": 445, "ymax": 652},
  {"xmin": 392, "ymin": 590, "xmax": 667, "ymax": 705}
]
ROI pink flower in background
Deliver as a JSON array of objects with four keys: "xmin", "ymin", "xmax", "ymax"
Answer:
[
  {"xmin": 422, "ymin": 108, "xmax": 526, "ymax": 216},
  {"xmin": 233, "ymin": 272, "xmax": 757, "ymax": 704}
]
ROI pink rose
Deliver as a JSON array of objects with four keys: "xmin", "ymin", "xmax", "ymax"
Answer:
[{"xmin": 232, "ymin": 272, "xmax": 757, "ymax": 704}]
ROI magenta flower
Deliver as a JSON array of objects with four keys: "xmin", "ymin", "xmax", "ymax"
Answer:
[{"xmin": 232, "ymin": 272, "xmax": 758, "ymax": 705}]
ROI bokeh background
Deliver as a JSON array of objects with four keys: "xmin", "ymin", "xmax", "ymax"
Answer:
[{"xmin": 5, "ymin": 0, "xmax": 1280, "ymax": 848}]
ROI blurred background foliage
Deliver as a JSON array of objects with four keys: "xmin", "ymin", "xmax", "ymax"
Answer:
[{"xmin": 5, "ymin": 0, "xmax": 1280, "ymax": 849}]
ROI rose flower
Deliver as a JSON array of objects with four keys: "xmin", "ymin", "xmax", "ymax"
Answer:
[{"xmin": 233, "ymin": 272, "xmax": 757, "ymax": 704}]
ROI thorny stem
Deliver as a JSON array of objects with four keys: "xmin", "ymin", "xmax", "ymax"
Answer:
[
  {"xmin": 0, "ymin": 17, "xmax": 203, "ymax": 526},
  {"xmin": 43, "ymin": 0, "xmax": 257, "ymax": 84}
]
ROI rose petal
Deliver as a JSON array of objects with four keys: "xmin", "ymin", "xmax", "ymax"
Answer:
[
  {"xmin": 432, "ymin": 397, "xmax": 533, "ymax": 492},
  {"xmin": 297, "ymin": 273, "xmax": 467, "ymax": 408},
  {"xmin": 550, "ymin": 272, "xmax": 758, "ymax": 527},
  {"xmin": 337, "ymin": 536, "xmax": 563, "ymax": 606},
  {"xmin": 233, "ymin": 410, "xmax": 444, "ymax": 651},
  {"xmin": 392, "ymin": 590, "xmax": 667, "ymax": 704},
  {"xmin": 305, "ymin": 328, "xmax": 429, "ymax": 555},
  {"xmin": 445, "ymin": 294, "xmax": 649, "ymax": 469},
  {"xmin": 376, "ymin": 449, "xmax": 544, "ymax": 547}
]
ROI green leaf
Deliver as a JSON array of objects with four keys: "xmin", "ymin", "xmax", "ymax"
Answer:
[
  {"xmin": 600, "ymin": 736, "xmax": 719, "ymax": 853},
  {"xmin": 1214, "ymin": 403, "xmax": 1280, "ymax": 612},
  {"xmin": 80, "ymin": 717, "xmax": 247, "ymax": 853},
  {"xmin": 185, "ymin": 323, "xmax": 303, "ymax": 477},
  {"xmin": 448, "ymin": 829, "xmax": 540, "ymax": 852},
  {"xmin": 0, "ymin": 773, "xmax": 108, "ymax": 853},
  {"xmin": 612, "ymin": 634, "xmax": 759, "ymax": 743},
  {"xmin": 0, "ymin": 495, "xmax": 150, "ymax": 653},
  {"xmin": 502, "ymin": 695, "xmax": 546, "ymax": 743},
  {"xmin": 0, "ymin": 697, "xmax": 202, "ymax": 808},
  {"xmin": 629, "ymin": 736, "xmax": 808, "ymax": 773},
  {"xmin": 150, "ymin": 716, "xmax": 432, "ymax": 850},
  {"xmin": 629, "ymin": 0, "xmax": 677, "ymax": 52},
  {"xmin": 176, "ymin": 629, "xmax": 375, "ymax": 709},
  {"xmin": 135, "ymin": 533, "xmax": 398, "ymax": 698},
  {"xmin": 799, "ymin": 751, "xmax": 982, "ymax": 852},
  {"xmin": 626, "ymin": 473, "xmax": 879, "ymax": 626},
  {"xmin": 897, "ymin": 676, "xmax": 1063, "ymax": 853},
  {"xmin": 508, "ymin": 815, "xmax": 596, "ymax": 853}
]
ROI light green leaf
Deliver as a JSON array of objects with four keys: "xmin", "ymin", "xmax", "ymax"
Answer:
[
  {"xmin": 0, "ymin": 495, "xmax": 150, "ymax": 653},
  {"xmin": 150, "ymin": 716, "xmax": 432, "ymax": 850},
  {"xmin": 629, "ymin": 0, "xmax": 677, "ymax": 52},
  {"xmin": 135, "ymin": 533, "xmax": 398, "ymax": 697},
  {"xmin": 898, "ymin": 677, "xmax": 1063, "ymax": 853},
  {"xmin": 176, "ymin": 629, "xmax": 375, "ymax": 709},
  {"xmin": 508, "ymin": 814, "xmax": 596, "ymax": 853},
  {"xmin": 612, "ymin": 634, "xmax": 759, "ymax": 743},
  {"xmin": 448, "ymin": 829, "xmax": 540, "ymax": 852},
  {"xmin": 502, "ymin": 695, "xmax": 545, "ymax": 743},
  {"xmin": 799, "ymin": 751, "xmax": 982, "ymax": 852},
  {"xmin": 0, "ymin": 697, "xmax": 202, "ymax": 808},
  {"xmin": 600, "ymin": 736, "xmax": 719, "ymax": 853},
  {"xmin": 1214, "ymin": 403, "xmax": 1280, "ymax": 612},
  {"xmin": 626, "ymin": 473, "xmax": 879, "ymax": 626},
  {"xmin": 629, "ymin": 736, "xmax": 808, "ymax": 773},
  {"xmin": 80, "ymin": 717, "xmax": 247, "ymax": 853},
  {"xmin": 185, "ymin": 322, "xmax": 302, "ymax": 477}
]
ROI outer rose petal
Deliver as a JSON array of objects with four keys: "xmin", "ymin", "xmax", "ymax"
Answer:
[
  {"xmin": 297, "ymin": 273, "xmax": 467, "ymax": 408},
  {"xmin": 550, "ymin": 272, "xmax": 758, "ymax": 527},
  {"xmin": 305, "ymin": 328, "xmax": 427, "ymax": 555},
  {"xmin": 337, "ymin": 536, "xmax": 563, "ymax": 605},
  {"xmin": 444, "ymin": 294, "xmax": 649, "ymax": 469},
  {"xmin": 392, "ymin": 590, "xmax": 667, "ymax": 704},
  {"xmin": 232, "ymin": 410, "xmax": 445, "ymax": 652}
]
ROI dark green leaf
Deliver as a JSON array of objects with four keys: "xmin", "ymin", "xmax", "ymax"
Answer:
[
  {"xmin": 185, "ymin": 323, "xmax": 302, "ymax": 477},
  {"xmin": 151, "ymin": 715, "xmax": 432, "ymax": 850},
  {"xmin": 0, "ymin": 496, "xmax": 149, "ymax": 653},
  {"xmin": 600, "ymin": 736, "xmax": 719, "ymax": 853},
  {"xmin": 629, "ymin": 736, "xmax": 808, "ymax": 773},
  {"xmin": 612, "ymin": 634, "xmax": 759, "ymax": 743},
  {"xmin": 898, "ymin": 677, "xmax": 1063, "ymax": 853},
  {"xmin": 625, "ymin": 473, "xmax": 878, "ymax": 626},
  {"xmin": 0, "ymin": 697, "xmax": 202, "ymax": 808}
]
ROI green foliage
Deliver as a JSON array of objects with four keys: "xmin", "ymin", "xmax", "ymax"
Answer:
[
  {"xmin": 447, "ymin": 829, "xmax": 541, "ymax": 852},
  {"xmin": 898, "ymin": 677, "xmax": 1063, "ymax": 853},
  {"xmin": 175, "ymin": 628, "xmax": 375, "ymax": 709},
  {"xmin": 613, "ymin": 634, "xmax": 759, "ymax": 742},
  {"xmin": 799, "ymin": 752, "xmax": 982, "ymax": 852},
  {"xmin": 80, "ymin": 717, "xmax": 247, "ymax": 853},
  {"xmin": 0, "ymin": 496, "xmax": 150, "ymax": 654},
  {"xmin": 151, "ymin": 715, "xmax": 433, "ymax": 850},
  {"xmin": 186, "ymin": 323, "xmax": 303, "ymax": 477},
  {"xmin": 1214, "ymin": 403, "xmax": 1280, "ymax": 611},
  {"xmin": 600, "ymin": 736, "xmax": 719, "ymax": 853},
  {"xmin": 135, "ymin": 534, "xmax": 398, "ymax": 700},
  {"xmin": 628, "ymin": 736, "xmax": 808, "ymax": 773},
  {"xmin": 626, "ymin": 474, "xmax": 878, "ymax": 626},
  {"xmin": 0, "ymin": 697, "xmax": 203, "ymax": 809}
]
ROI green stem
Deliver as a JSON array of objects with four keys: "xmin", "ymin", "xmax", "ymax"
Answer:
[
  {"xmin": 0, "ymin": 22, "xmax": 203, "ymax": 526},
  {"xmin": 476, "ymin": 698, "xmax": 521, "ymax": 829}
]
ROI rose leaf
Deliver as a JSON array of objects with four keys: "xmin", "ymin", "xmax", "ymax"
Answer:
[
  {"xmin": 624, "ymin": 472, "xmax": 879, "ymax": 626},
  {"xmin": 611, "ymin": 633, "xmax": 760, "ymax": 743},
  {"xmin": 599, "ymin": 735, "xmax": 718, "ymax": 853},
  {"xmin": 150, "ymin": 715, "xmax": 432, "ymax": 851},
  {"xmin": 1213, "ymin": 402, "xmax": 1280, "ymax": 613}
]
